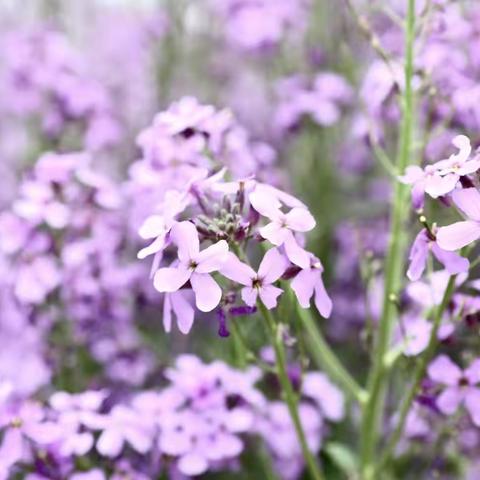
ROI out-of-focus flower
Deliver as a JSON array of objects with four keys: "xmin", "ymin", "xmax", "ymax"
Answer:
[
  {"xmin": 407, "ymin": 227, "xmax": 469, "ymax": 281},
  {"xmin": 428, "ymin": 355, "xmax": 480, "ymax": 425}
]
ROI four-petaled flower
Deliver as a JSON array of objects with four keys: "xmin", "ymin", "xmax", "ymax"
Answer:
[
  {"xmin": 221, "ymin": 248, "xmax": 288, "ymax": 309},
  {"xmin": 407, "ymin": 227, "xmax": 469, "ymax": 281},
  {"xmin": 249, "ymin": 188, "xmax": 315, "ymax": 268},
  {"xmin": 153, "ymin": 221, "xmax": 229, "ymax": 312},
  {"xmin": 400, "ymin": 135, "xmax": 477, "ymax": 209},
  {"xmin": 428, "ymin": 355, "xmax": 480, "ymax": 426}
]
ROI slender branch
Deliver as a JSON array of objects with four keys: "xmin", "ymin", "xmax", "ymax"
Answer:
[
  {"xmin": 290, "ymin": 289, "xmax": 367, "ymax": 405},
  {"xmin": 344, "ymin": 0, "xmax": 401, "ymax": 89},
  {"xmin": 258, "ymin": 302, "xmax": 325, "ymax": 480},
  {"xmin": 375, "ymin": 275, "xmax": 457, "ymax": 473},
  {"xmin": 359, "ymin": 0, "xmax": 417, "ymax": 477}
]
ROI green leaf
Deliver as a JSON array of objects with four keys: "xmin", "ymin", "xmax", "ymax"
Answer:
[{"xmin": 324, "ymin": 442, "xmax": 358, "ymax": 477}]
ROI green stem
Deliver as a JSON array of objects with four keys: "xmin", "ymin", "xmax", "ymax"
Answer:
[
  {"xmin": 359, "ymin": 0, "xmax": 416, "ymax": 477},
  {"xmin": 291, "ymin": 289, "xmax": 367, "ymax": 405},
  {"xmin": 258, "ymin": 302, "xmax": 325, "ymax": 480},
  {"xmin": 375, "ymin": 275, "xmax": 456, "ymax": 474},
  {"xmin": 229, "ymin": 317, "xmax": 248, "ymax": 369}
]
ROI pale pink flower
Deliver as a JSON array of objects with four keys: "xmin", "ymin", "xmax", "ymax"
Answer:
[
  {"xmin": 220, "ymin": 248, "xmax": 288, "ymax": 309},
  {"xmin": 249, "ymin": 188, "xmax": 315, "ymax": 268},
  {"xmin": 153, "ymin": 221, "xmax": 229, "ymax": 312}
]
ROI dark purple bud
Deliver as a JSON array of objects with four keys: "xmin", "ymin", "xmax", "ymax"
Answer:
[
  {"xmin": 229, "ymin": 305, "xmax": 257, "ymax": 316},
  {"xmin": 460, "ymin": 176, "xmax": 475, "ymax": 189},
  {"xmin": 415, "ymin": 394, "xmax": 440, "ymax": 413},
  {"xmin": 465, "ymin": 312, "xmax": 480, "ymax": 328},
  {"xmin": 287, "ymin": 364, "xmax": 302, "ymax": 392},
  {"xmin": 217, "ymin": 309, "xmax": 230, "ymax": 337}
]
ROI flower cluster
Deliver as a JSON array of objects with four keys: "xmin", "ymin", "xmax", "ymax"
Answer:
[
  {"xmin": 209, "ymin": 0, "xmax": 311, "ymax": 52},
  {"xmin": 137, "ymin": 171, "xmax": 332, "ymax": 334},
  {"xmin": 0, "ymin": 356, "xmax": 343, "ymax": 479},
  {"xmin": 0, "ymin": 28, "xmax": 120, "ymax": 151}
]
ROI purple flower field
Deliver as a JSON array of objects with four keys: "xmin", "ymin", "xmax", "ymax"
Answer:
[{"xmin": 0, "ymin": 0, "xmax": 480, "ymax": 478}]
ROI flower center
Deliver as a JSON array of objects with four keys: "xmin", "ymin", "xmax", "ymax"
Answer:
[
  {"xmin": 189, "ymin": 260, "xmax": 198, "ymax": 270},
  {"xmin": 252, "ymin": 277, "xmax": 262, "ymax": 289},
  {"xmin": 10, "ymin": 417, "xmax": 22, "ymax": 428},
  {"xmin": 459, "ymin": 377, "xmax": 469, "ymax": 387}
]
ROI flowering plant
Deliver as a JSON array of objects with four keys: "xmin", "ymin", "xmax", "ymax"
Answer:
[{"xmin": 2, "ymin": 1, "xmax": 480, "ymax": 479}]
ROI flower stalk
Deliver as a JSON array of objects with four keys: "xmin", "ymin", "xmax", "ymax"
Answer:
[
  {"xmin": 291, "ymin": 288, "xmax": 367, "ymax": 405},
  {"xmin": 258, "ymin": 302, "xmax": 325, "ymax": 480},
  {"xmin": 359, "ymin": 0, "xmax": 417, "ymax": 476},
  {"xmin": 375, "ymin": 275, "xmax": 457, "ymax": 474}
]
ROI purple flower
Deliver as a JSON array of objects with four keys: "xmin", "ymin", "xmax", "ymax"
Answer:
[
  {"xmin": 49, "ymin": 391, "xmax": 106, "ymax": 457},
  {"xmin": 250, "ymin": 188, "xmax": 315, "ymax": 268},
  {"xmin": 153, "ymin": 221, "xmax": 229, "ymax": 312},
  {"xmin": 401, "ymin": 136, "xmax": 477, "ymax": 209},
  {"xmin": 400, "ymin": 164, "xmax": 454, "ymax": 209},
  {"xmin": 407, "ymin": 228, "xmax": 469, "ymax": 281},
  {"xmin": 137, "ymin": 191, "xmax": 189, "ymax": 262},
  {"xmin": 302, "ymin": 372, "xmax": 344, "ymax": 421},
  {"xmin": 87, "ymin": 405, "xmax": 155, "ymax": 457},
  {"xmin": 221, "ymin": 248, "xmax": 289, "ymax": 309},
  {"xmin": 14, "ymin": 254, "xmax": 61, "ymax": 305},
  {"xmin": 0, "ymin": 402, "xmax": 62, "ymax": 475},
  {"xmin": 163, "ymin": 290, "xmax": 195, "ymax": 334},
  {"xmin": 433, "ymin": 135, "xmax": 478, "ymax": 182},
  {"xmin": 437, "ymin": 188, "xmax": 480, "ymax": 250},
  {"xmin": 428, "ymin": 355, "xmax": 480, "ymax": 426},
  {"xmin": 290, "ymin": 255, "xmax": 332, "ymax": 318}
]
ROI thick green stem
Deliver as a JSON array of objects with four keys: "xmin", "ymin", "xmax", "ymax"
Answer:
[
  {"xmin": 258, "ymin": 302, "xmax": 325, "ymax": 480},
  {"xmin": 291, "ymin": 290, "xmax": 367, "ymax": 405},
  {"xmin": 360, "ymin": 0, "xmax": 416, "ymax": 477},
  {"xmin": 375, "ymin": 275, "xmax": 456, "ymax": 473}
]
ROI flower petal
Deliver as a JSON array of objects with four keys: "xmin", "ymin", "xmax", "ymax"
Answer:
[
  {"xmin": 259, "ymin": 285, "xmax": 283, "ymax": 309},
  {"xmin": 153, "ymin": 266, "xmax": 191, "ymax": 293},
  {"xmin": 436, "ymin": 387, "xmax": 463, "ymax": 415},
  {"xmin": 97, "ymin": 429, "xmax": 123, "ymax": 457},
  {"xmin": 428, "ymin": 355, "xmax": 462, "ymax": 386},
  {"xmin": 194, "ymin": 240, "xmax": 229, "ymax": 273},
  {"xmin": 249, "ymin": 190, "xmax": 282, "ymax": 219},
  {"xmin": 171, "ymin": 221, "xmax": 199, "ymax": 262},
  {"xmin": 283, "ymin": 231, "xmax": 310, "ymax": 269},
  {"xmin": 291, "ymin": 270, "xmax": 315, "ymax": 308},
  {"xmin": 406, "ymin": 230, "xmax": 429, "ymax": 281},
  {"xmin": 436, "ymin": 220, "xmax": 480, "ymax": 251},
  {"xmin": 285, "ymin": 207, "xmax": 316, "ymax": 232},
  {"xmin": 178, "ymin": 452, "xmax": 208, "ymax": 477},
  {"xmin": 241, "ymin": 287, "xmax": 258, "ymax": 306},
  {"xmin": 431, "ymin": 244, "xmax": 469, "ymax": 275},
  {"xmin": 259, "ymin": 222, "xmax": 288, "ymax": 245},
  {"xmin": 451, "ymin": 188, "xmax": 480, "ymax": 221},
  {"xmin": 220, "ymin": 253, "xmax": 255, "ymax": 285},
  {"xmin": 424, "ymin": 173, "xmax": 458, "ymax": 198},
  {"xmin": 258, "ymin": 248, "xmax": 289, "ymax": 284},
  {"xmin": 190, "ymin": 273, "xmax": 222, "ymax": 312},
  {"xmin": 171, "ymin": 290, "xmax": 195, "ymax": 334},
  {"xmin": 465, "ymin": 388, "xmax": 480, "ymax": 427},
  {"xmin": 139, "ymin": 215, "xmax": 165, "ymax": 239},
  {"xmin": 314, "ymin": 277, "xmax": 333, "ymax": 318}
]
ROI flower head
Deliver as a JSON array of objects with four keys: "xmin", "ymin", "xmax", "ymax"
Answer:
[{"xmin": 153, "ymin": 221, "xmax": 229, "ymax": 312}]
